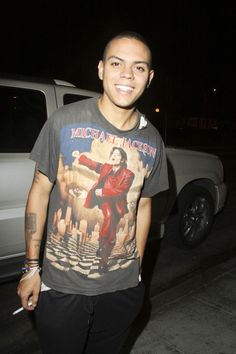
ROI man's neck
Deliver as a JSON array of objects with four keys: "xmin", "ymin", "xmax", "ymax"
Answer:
[{"xmin": 98, "ymin": 96, "xmax": 138, "ymax": 131}]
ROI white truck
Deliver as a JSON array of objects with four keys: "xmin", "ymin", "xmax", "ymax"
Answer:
[{"xmin": 0, "ymin": 75, "xmax": 227, "ymax": 280}]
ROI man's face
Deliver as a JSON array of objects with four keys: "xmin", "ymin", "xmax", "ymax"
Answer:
[
  {"xmin": 98, "ymin": 37, "xmax": 154, "ymax": 110},
  {"xmin": 110, "ymin": 149, "xmax": 123, "ymax": 166}
]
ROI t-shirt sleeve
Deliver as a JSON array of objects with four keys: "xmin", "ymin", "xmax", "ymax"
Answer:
[
  {"xmin": 30, "ymin": 114, "xmax": 59, "ymax": 183},
  {"xmin": 141, "ymin": 137, "xmax": 169, "ymax": 198}
]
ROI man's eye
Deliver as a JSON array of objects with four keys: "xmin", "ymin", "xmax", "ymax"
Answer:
[
  {"xmin": 135, "ymin": 66, "xmax": 145, "ymax": 72},
  {"xmin": 111, "ymin": 62, "xmax": 120, "ymax": 67}
]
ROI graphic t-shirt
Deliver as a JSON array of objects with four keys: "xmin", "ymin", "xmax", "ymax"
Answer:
[{"xmin": 30, "ymin": 97, "xmax": 169, "ymax": 295}]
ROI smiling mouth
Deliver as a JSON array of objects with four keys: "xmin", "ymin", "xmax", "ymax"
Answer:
[{"xmin": 115, "ymin": 85, "xmax": 134, "ymax": 93}]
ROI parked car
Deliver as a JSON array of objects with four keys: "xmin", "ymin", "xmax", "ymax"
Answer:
[
  {"xmin": 0, "ymin": 75, "xmax": 227, "ymax": 280},
  {"xmin": 151, "ymin": 146, "xmax": 227, "ymax": 248}
]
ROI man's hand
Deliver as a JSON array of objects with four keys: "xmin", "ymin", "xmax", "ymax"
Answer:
[{"xmin": 17, "ymin": 272, "xmax": 41, "ymax": 311}]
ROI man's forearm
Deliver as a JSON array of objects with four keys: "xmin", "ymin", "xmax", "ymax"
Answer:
[
  {"xmin": 25, "ymin": 167, "xmax": 53, "ymax": 259},
  {"xmin": 25, "ymin": 195, "xmax": 49, "ymax": 259}
]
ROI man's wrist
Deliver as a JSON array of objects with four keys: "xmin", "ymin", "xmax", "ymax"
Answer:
[{"xmin": 21, "ymin": 257, "xmax": 41, "ymax": 276}]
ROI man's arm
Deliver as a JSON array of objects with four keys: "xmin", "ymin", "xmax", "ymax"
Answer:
[
  {"xmin": 135, "ymin": 197, "xmax": 152, "ymax": 272},
  {"xmin": 17, "ymin": 164, "xmax": 53, "ymax": 310}
]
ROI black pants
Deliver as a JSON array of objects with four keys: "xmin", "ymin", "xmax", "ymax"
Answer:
[{"xmin": 35, "ymin": 282, "xmax": 145, "ymax": 354}]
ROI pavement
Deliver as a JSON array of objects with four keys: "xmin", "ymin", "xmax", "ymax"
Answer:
[
  {"xmin": 124, "ymin": 255, "xmax": 236, "ymax": 354},
  {"xmin": 1, "ymin": 254, "xmax": 236, "ymax": 354}
]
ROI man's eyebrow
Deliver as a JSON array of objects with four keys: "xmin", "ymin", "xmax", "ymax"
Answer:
[{"xmin": 106, "ymin": 55, "xmax": 150, "ymax": 67}]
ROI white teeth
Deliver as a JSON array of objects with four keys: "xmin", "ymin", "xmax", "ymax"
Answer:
[{"xmin": 116, "ymin": 85, "xmax": 133, "ymax": 92}]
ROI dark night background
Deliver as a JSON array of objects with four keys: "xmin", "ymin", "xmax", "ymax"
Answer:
[{"xmin": 1, "ymin": 1, "xmax": 236, "ymax": 149}]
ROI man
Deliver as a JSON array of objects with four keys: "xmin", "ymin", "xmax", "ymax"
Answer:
[{"xmin": 17, "ymin": 31, "xmax": 169, "ymax": 354}]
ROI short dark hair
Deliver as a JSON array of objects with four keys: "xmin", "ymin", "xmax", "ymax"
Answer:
[{"xmin": 102, "ymin": 31, "xmax": 152, "ymax": 67}]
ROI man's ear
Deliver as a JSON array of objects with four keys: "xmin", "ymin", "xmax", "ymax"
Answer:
[
  {"xmin": 147, "ymin": 69, "xmax": 154, "ymax": 88},
  {"xmin": 98, "ymin": 60, "xmax": 104, "ymax": 81}
]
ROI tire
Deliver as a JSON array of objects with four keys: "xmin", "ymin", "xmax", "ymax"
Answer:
[{"xmin": 177, "ymin": 185, "xmax": 214, "ymax": 248}]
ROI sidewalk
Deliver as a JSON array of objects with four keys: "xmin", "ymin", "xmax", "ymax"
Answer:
[{"xmin": 125, "ymin": 256, "xmax": 236, "ymax": 354}]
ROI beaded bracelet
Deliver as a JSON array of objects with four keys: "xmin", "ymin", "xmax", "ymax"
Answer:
[
  {"xmin": 25, "ymin": 258, "xmax": 39, "ymax": 262},
  {"xmin": 21, "ymin": 266, "xmax": 39, "ymax": 273}
]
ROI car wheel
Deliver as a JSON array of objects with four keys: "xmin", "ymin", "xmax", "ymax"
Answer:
[{"xmin": 177, "ymin": 185, "xmax": 214, "ymax": 248}]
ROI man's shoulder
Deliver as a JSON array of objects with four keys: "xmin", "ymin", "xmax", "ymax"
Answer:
[
  {"xmin": 59, "ymin": 97, "xmax": 97, "ymax": 115},
  {"xmin": 146, "ymin": 119, "xmax": 161, "ymax": 137},
  {"xmin": 48, "ymin": 97, "xmax": 98, "ymax": 126},
  {"xmin": 138, "ymin": 114, "xmax": 162, "ymax": 139}
]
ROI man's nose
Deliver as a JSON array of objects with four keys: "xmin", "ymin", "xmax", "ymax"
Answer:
[{"xmin": 120, "ymin": 65, "xmax": 134, "ymax": 79}]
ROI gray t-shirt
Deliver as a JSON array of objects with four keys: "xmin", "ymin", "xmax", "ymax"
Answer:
[{"xmin": 30, "ymin": 97, "xmax": 169, "ymax": 295}]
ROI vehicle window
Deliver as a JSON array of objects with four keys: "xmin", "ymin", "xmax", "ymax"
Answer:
[
  {"xmin": 0, "ymin": 86, "xmax": 47, "ymax": 153},
  {"xmin": 63, "ymin": 94, "xmax": 92, "ymax": 105}
]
